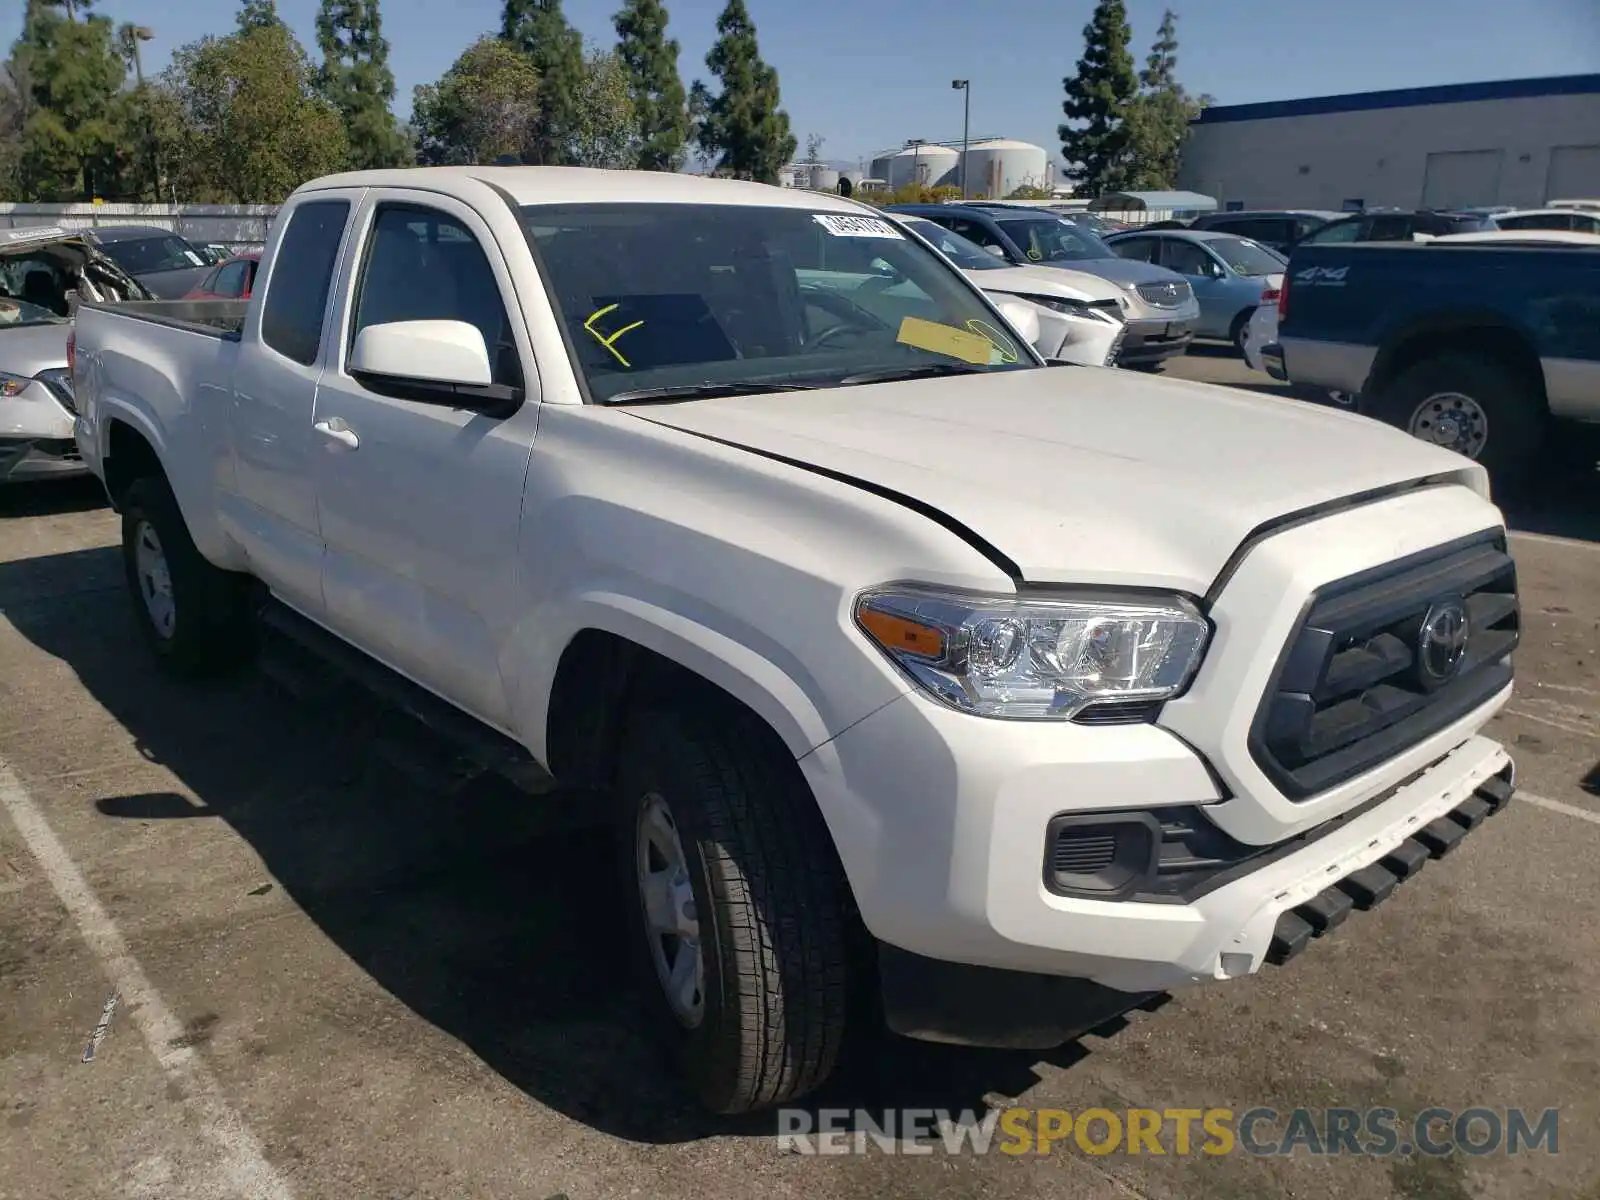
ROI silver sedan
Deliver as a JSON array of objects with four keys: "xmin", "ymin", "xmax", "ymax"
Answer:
[{"xmin": 1104, "ymin": 228, "xmax": 1287, "ymax": 354}]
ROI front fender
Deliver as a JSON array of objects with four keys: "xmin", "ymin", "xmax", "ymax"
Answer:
[{"xmin": 503, "ymin": 587, "xmax": 909, "ymax": 769}]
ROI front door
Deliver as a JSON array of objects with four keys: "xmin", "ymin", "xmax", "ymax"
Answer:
[
  {"xmin": 1158, "ymin": 238, "xmax": 1230, "ymax": 339},
  {"xmin": 309, "ymin": 192, "xmax": 539, "ymax": 728}
]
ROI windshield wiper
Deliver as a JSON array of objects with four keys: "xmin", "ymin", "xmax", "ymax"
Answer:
[
  {"xmin": 836, "ymin": 362, "xmax": 991, "ymax": 386},
  {"xmin": 604, "ymin": 381, "xmax": 822, "ymax": 406}
]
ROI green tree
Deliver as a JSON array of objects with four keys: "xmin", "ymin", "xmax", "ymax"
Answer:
[
  {"xmin": 9, "ymin": 0, "xmax": 128, "ymax": 200},
  {"xmin": 692, "ymin": 0, "xmax": 794, "ymax": 183},
  {"xmin": 501, "ymin": 0, "xmax": 583, "ymax": 165},
  {"xmin": 164, "ymin": 22, "xmax": 347, "ymax": 202},
  {"xmin": 1123, "ymin": 9, "xmax": 1207, "ymax": 190},
  {"xmin": 612, "ymin": 0, "xmax": 688, "ymax": 171},
  {"xmin": 569, "ymin": 49, "xmax": 640, "ymax": 168},
  {"xmin": 411, "ymin": 35, "xmax": 540, "ymax": 166},
  {"xmin": 316, "ymin": 0, "xmax": 411, "ymax": 169},
  {"xmin": 236, "ymin": 0, "xmax": 282, "ymax": 33},
  {"xmin": 0, "ymin": 64, "xmax": 24, "ymax": 200},
  {"xmin": 1058, "ymin": 0, "xmax": 1137, "ymax": 198}
]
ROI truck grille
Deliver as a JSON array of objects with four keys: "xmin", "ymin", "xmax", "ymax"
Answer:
[
  {"xmin": 1250, "ymin": 531, "xmax": 1518, "ymax": 800},
  {"xmin": 1134, "ymin": 280, "xmax": 1192, "ymax": 308}
]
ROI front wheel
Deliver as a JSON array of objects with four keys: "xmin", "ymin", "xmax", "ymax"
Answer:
[
  {"xmin": 617, "ymin": 706, "xmax": 852, "ymax": 1114},
  {"xmin": 121, "ymin": 476, "xmax": 256, "ymax": 677}
]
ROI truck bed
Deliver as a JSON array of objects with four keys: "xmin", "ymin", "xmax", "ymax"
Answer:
[{"xmin": 74, "ymin": 299, "xmax": 249, "ymax": 339}]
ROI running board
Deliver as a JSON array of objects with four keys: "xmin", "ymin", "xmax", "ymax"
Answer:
[{"xmin": 256, "ymin": 598, "xmax": 553, "ymax": 791}]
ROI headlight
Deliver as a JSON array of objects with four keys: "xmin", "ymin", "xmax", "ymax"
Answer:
[
  {"xmin": 854, "ymin": 585, "xmax": 1210, "ymax": 720},
  {"xmin": 0, "ymin": 371, "xmax": 35, "ymax": 398},
  {"xmin": 1010, "ymin": 293, "xmax": 1122, "ymax": 324}
]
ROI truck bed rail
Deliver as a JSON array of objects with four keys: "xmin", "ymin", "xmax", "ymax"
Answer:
[{"xmin": 75, "ymin": 298, "xmax": 249, "ymax": 339}]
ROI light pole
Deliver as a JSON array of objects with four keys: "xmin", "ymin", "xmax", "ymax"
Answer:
[{"xmin": 951, "ymin": 80, "xmax": 970, "ymax": 199}]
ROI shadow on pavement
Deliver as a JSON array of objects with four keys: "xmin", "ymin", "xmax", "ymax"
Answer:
[
  {"xmin": 2, "ymin": 544, "xmax": 1088, "ymax": 1145},
  {"xmin": 0, "ymin": 475, "xmax": 108, "ymax": 518}
]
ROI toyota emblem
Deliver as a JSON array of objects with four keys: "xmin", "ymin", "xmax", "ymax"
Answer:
[{"xmin": 1417, "ymin": 599, "xmax": 1469, "ymax": 686}]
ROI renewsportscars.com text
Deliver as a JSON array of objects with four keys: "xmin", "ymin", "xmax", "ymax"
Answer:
[{"xmin": 776, "ymin": 1107, "xmax": 1560, "ymax": 1157}]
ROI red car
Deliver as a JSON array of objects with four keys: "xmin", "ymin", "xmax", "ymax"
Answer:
[{"xmin": 183, "ymin": 251, "xmax": 261, "ymax": 300}]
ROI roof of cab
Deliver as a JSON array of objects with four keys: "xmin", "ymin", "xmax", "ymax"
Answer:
[{"xmin": 294, "ymin": 165, "xmax": 875, "ymax": 214}]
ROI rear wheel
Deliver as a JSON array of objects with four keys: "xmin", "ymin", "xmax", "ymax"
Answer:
[
  {"xmin": 617, "ymin": 705, "xmax": 852, "ymax": 1114},
  {"xmin": 121, "ymin": 476, "xmax": 256, "ymax": 677},
  {"xmin": 1230, "ymin": 308, "xmax": 1255, "ymax": 356},
  {"xmin": 1368, "ymin": 353, "xmax": 1546, "ymax": 495}
]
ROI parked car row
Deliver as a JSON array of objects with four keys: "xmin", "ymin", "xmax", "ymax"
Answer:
[{"xmin": 888, "ymin": 202, "xmax": 1202, "ymax": 368}]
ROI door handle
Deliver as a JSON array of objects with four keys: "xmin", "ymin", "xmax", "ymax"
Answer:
[{"xmin": 313, "ymin": 418, "xmax": 359, "ymax": 450}]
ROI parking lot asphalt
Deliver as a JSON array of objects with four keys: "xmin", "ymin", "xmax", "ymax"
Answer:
[{"xmin": 1, "ymin": 360, "xmax": 1598, "ymax": 1200}]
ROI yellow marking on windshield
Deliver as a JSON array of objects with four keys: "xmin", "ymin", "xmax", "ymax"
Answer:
[
  {"xmin": 583, "ymin": 303, "xmax": 644, "ymax": 368},
  {"xmin": 895, "ymin": 316, "xmax": 993, "ymax": 365},
  {"xmin": 964, "ymin": 319, "xmax": 1019, "ymax": 364}
]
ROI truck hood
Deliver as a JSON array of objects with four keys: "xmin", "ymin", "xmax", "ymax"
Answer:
[{"xmin": 627, "ymin": 367, "xmax": 1483, "ymax": 595}]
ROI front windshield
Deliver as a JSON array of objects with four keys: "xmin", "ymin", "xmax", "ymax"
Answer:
[
  {"xmin": 902, "ymin": 218, "xmax": 1005, "ymax": 271},
  {"xmin": 996, "ymin": 216, "xmax": 1113, "ymax": 263},
  {"xmin": 0, "ymin": 297, "xmax": 65, "ymax": 326},
  {"xmin": 1206, "ymin": 237, "xmax": 1286, "ymax": 276},
  {"xmin": 98, "ymin": 234, "xmax": 203, "ymax": 275},
  {"xmin": 521, "ymin": 203, "xmax": 1038, "ymax": 403}
]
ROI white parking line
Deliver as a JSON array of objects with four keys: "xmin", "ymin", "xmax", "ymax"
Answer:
[
  {"xmin": 1520, "ymin": 790, "xmax": 1600, "ymax": 827},
  {"xmin": 0, "ymin": 759, "xmax": 293, "ymax": 1200}
]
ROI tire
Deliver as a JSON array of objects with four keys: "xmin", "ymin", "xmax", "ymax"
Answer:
[
  {"xmin": 1126, "ymin": 360, "xmax": 1164, "ymax": 374},
  {"xmin": 617, "ymin": 705, "xmax": 852, "ymax": 1114},
  {"xmin": 121, "ymin": 476, "xmax": 256, "ymax": 677},
  {"xmin": 1367, "ymin": 352, "xmax": 1546, "ymax": 495},
  {"xmin": 1230, "ymin": 308, "xmax": 1255, "ymax": 356}
]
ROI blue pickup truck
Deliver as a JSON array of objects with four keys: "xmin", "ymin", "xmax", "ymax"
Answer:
[{"xmin": 1262, "ymin": 238, "xmax": 1600, "ymax": 490}]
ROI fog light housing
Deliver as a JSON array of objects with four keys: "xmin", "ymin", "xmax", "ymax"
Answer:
[{"xmin": 1044, "ymin": 811, "xmax": 1161, "ymax": 899}]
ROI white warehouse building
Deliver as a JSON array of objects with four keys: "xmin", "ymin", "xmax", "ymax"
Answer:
[{"xmin": 1177, "ymin": 74, "xmax": 1600, "ymax": 211}]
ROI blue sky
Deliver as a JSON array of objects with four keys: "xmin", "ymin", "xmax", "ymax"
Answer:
[{"xmin": 7, "ymin": 0, "xmax": 1598, "ymax": 165}]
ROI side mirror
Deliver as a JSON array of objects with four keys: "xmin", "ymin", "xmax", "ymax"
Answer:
[
  {"xmin": 984, "ymin": 243, "xmax": 1007, "ymax": 259},
  {"xmin": 349, "ymin": 319, "xmax": 519, "ymax": 414},
  {"xmin": 992, "ymin": 298, "xmax": 1042, "ymax": 349},
  {"xmin": 350, "ymin": 319, "xmax": 493, "ymax": 386}
]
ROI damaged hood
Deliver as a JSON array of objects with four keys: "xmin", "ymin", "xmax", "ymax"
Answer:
[{"xmin": 626, "ymin": 366, "xmax": 1485, "ymax": 595}]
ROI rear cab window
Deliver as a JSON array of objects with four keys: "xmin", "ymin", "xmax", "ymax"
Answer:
[{"xmin": 260, "ymin": 199, "xmax": 351, "ymax": 365}]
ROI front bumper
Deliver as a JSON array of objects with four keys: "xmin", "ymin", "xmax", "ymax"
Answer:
[
  {"xmin": 800, "ymin": 481, "xmax": 1517, "ymax": 1015},
  {"xmin": 874, "ymin": 754, "xmax": 1513, "ymax": 1049},
  {"xmin": 1117, "ymin": 316, "xmax": 1195, "ymax": 363}
]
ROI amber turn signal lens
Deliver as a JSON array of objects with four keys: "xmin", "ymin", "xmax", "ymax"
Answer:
[{"xmin": 857, "ymin": 606, "xmax": 946, "ymax": 660}]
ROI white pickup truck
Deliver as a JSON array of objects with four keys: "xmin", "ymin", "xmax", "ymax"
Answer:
[{"xmin": 72, "ymin": 167, "xmax": 1521, "ymax": 1115}]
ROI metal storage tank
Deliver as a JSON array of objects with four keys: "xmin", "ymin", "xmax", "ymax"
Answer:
[
  {"xmin": 842, "ymin": 169, "xmax": 865, "ymax": 187},
  {"xmin": 809, "ymin": 165, "xmax": 841, "ymax": 191},
  {"xmin": 889, "ymin": 144, "xmax": 959, "ymax": 188},
  {"xmin": 961, "ymin": 139, "xmax": 1050, "ymax": 199},
  {"xmin": 869, "ymin": 154, "xmax": 897, "ymax": 184}
]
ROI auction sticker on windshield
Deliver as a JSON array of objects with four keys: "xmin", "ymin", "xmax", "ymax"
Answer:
[
  {"xmin": 896, "ymin": 316, "xmax": 994, "ymax": 365},
  {"xmin": 813, "ymin": 214, "xmax": 903, "ymax": 239}
]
